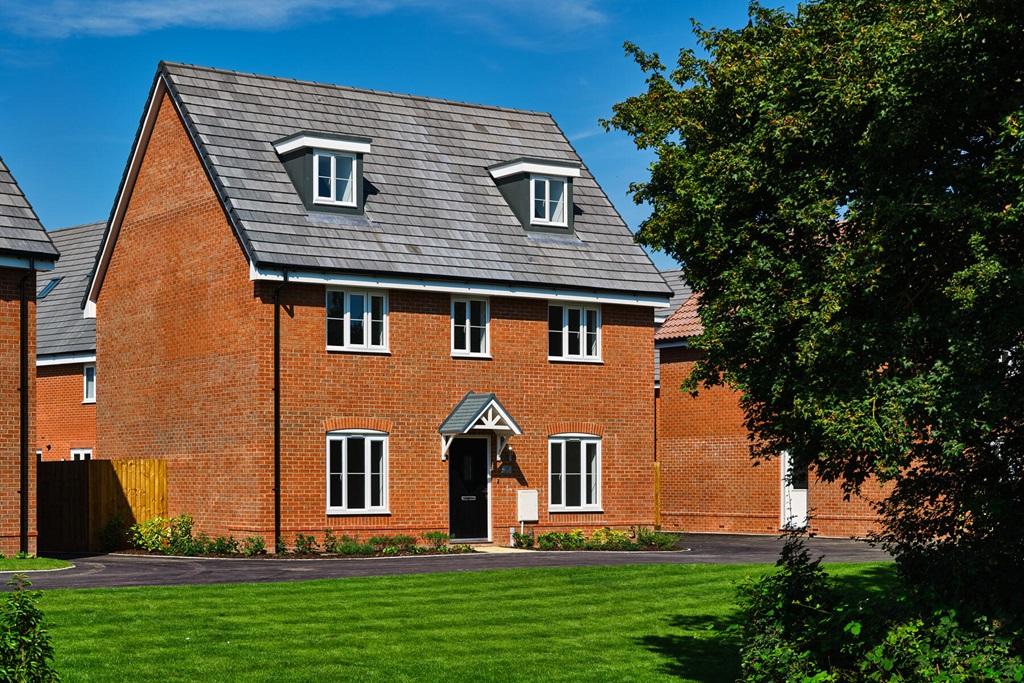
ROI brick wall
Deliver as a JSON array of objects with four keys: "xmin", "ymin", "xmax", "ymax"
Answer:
[
  {"xmin": 96, "ymin": 94, "xmax": 272, "ymax": 538},
  {"xmin": 0, "ymin": 267, "xmax": 36, "ymax": 555},
  {"xmin": 657, "ymin": 346, "xmax": 882, "ymax": 537},
  {"xmin": 96, "ymin": 89, "xmax": 656, "ymax": 547},
  {"xmin": 37, "ymin": 363, "xmax": 96, "ymax": 460}
]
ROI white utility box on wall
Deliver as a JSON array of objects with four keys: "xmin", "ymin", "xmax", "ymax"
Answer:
[{"xmin": 517, "ymin": 489, "xmax": 539, "ymax": 522}]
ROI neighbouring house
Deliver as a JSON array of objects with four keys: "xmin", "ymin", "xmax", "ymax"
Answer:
[
  {"xmin": 0, "ymin": 156, "xmax": 59, "ymax": 555},
  {"xmin": 655, "ymin": 284, "xmax": 883, "ymax": 537},
  {"xmin": 83, "ymin": 63, "xmax": 672, "ymax": 547},
  {"xmin": 36, "ymin": 222, "xmax": 104, "ymax": 462}
]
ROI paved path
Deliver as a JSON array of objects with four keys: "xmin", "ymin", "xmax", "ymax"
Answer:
[{"xmin": 11, "ymin": 534, "xmax": 888, "ymax": 591}]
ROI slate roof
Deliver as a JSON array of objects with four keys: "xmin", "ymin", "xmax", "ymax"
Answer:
[
  {"xmin": 439, "ymin": 392, "xmax": 522, "ymax": 435},
  {"xmin": 656, "ymin": 292, "xmax": 703, "ymax": 342},
  {"xmin": 0, "ymin": 156, "xmax": 58, "ymax": 261},
  {"xmin": 37, "ymin": 222, "xmax": 103, "ymax": 357},
  {"xmin": 155, "ymin": 62, "xmax": 671, "ymax": 299}
]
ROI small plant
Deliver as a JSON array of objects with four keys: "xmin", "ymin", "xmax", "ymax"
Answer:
[
  {"xmin": 240, "ymin": 536, "xmax": 266, "ymax": 557},
  {"xmin": 13, "ymin": 552, "xmax": 32, "ymax": 561},
  {"xmin": 275, "ymin": 537, "xmax": 287, "ymax": 555},
  {"xmin": 128, "ymin": 516, "xmax": 170, "ymax": 552},
  {"xmin": 335, "ymin": 536, "xmax": 374, "ymax": 556},
  {"xmin": 586, "ymin": 527, "xmax": 632, "ymax": 550},
  {"xmin": 367, "ymin": 535, "xmax": 416, "ymax": 553},
  {"xmin": 636, "ymin": 527, "xmax": 678, "ymax": 550},
  {"xmin": 0, "ymin": 575, "xmax": 60, "ymax": 682},
  {"xmin": 293, "ymin": 534, "xmax": 318, "ymax": 555},
  {"xmin": 323, "ymin": 529, "xmax": 338, "ymax": 553},
  {"xmin": 512, "ymin": 531, "xmax": 534, "ymax": 549},
  {"xmin": 423, "ymin": 531, "xmax": 449, "ymax": 550},
  {"xmin": 208, "ymin": 536, "xmax": 239, "ymax": 555}
]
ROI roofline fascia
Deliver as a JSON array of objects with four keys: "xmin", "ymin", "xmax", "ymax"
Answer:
[
  {"xmin": 84, "ymin": 66, "xmax": 259, "ymax": 319},
  {"xmin": 36, "ymin": 352, "xmax": 96, "ymax": 367},
  {"xmin": 250, "ymin": 262, "xmax": 671, "ymax": 308},
  {"xmin": 0, "ymin": 254, "xmax": 55, "ymax": 271},
  {"xmin": 488, "ymin": 158, "xmax": 581, "ymax": 180}
]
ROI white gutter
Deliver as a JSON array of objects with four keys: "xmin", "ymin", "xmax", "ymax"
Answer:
[{"xmin": 36, "ymin": 352, "xmax": 96, "ymax": 367}]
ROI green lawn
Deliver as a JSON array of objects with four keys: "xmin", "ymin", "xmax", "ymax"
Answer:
[
  {"xmin": 41, "ymin": 563, "xmax": 894, "ymax": 682},
  {"xmin": 0, "ymin": 557, "xmax": 71, "ymax": 572}
]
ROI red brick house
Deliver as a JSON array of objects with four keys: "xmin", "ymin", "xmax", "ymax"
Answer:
[
  {"xmin": 0, "ymin": 156, "xmax": 59, "ymax": 555},
  {"xmin": 84, "ymin": 63, "xmax": 671, "ymax": 547},
  {"xmin": 36, "ymin": 222, "xmax": 103, "ymax": 462},
  {"xmin": 655, "ymin": 276, "xmax": 883, "ymax": 537}
]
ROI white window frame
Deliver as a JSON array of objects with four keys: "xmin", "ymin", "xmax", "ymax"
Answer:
[
  {"xmin": 70, "ymin": 448, "xmax": 92, "ymax": 461},
  {"xmin": 548, "ymin": 303, "xmax": 601, "ymax": 362},
  {"xmin": 529, "ymin": 174, "xmax": 568, "ymax": 227},
  {"xmin": 548, "ymin": 434, "xmax": 602, "ymax": 512},
  {"xmin": 326, "ymin": 288, "xmax": 389, "ymax": 353},
  {"xmin": 326, "ymin": 430, "xmax": 389, "ymax": 515},
  {"xmin": 313, "ymin": 150, "xmax": 357, "ymax": 207},
  {"xmin": 450, "ymin": 297, "xmax": 491, "ymax": 357},
  {"xmin": 83, "ymin": 363, "xmax": 96, "ymax": 403}
]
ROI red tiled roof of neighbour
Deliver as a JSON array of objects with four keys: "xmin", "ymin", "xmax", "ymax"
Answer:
[{"xmin": 655, "ymin": 292, "xmax": 703, "ymax": 341}]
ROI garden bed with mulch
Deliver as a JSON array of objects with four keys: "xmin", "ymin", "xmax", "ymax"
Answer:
[{"xmin": 512, "ymin": 527, "xmax": 684, "ymax": 551}]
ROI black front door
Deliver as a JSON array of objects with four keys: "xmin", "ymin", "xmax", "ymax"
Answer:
[{"xmin": 449, "ymin": 438, "xmax": 489, "ymax": 540}]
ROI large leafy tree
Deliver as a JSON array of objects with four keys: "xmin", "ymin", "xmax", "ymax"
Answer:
[{"xmin": 607, "ymin": 0, "xmax": 1024, "ymax": 609}]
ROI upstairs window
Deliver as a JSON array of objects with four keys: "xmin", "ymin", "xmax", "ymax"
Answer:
[
  {"xmin": 83, "ymin": 363, "xmax": 96, "ymax": 403},
  {"xmin": 548, "ymin": 304, "xmax": 600, "ymax": 361},
  {"xmin": 451, "ymin": 297, "xmax": 489, "ymax": 357},
  {"xmin": 326, "ymin": 289, "xmax": 388, "ymax": 352},
  {"xmin": 314, "ymin": 151, "xmax": 356, "ymax": 206},
  {"xmin": 531, "ymin": 175, "xmax": 567, "ymax": 226}
]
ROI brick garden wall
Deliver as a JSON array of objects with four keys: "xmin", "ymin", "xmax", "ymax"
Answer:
[
  {"xmin": 657, "ymin": 346, "xmax": 882, "ymax": 537},
  {"xmin": 0, "ymin": 267, "xmax": 36, "ymax": 555},
  {"xmin": 36, "ymin": 363, "xmax": 96, "ymax": 461}
]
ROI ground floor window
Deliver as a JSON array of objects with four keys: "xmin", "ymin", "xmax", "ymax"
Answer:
[
  {"xmin": 327, "ymin": 431, "xmax": 388, "ymax": 514},
  {"xmin": 548, "ymin": 435, "xmax": 601, "ymax": 512},
  {"xmin": 70, "ymin": 449, "xmax": 92, "ymax": 461}
]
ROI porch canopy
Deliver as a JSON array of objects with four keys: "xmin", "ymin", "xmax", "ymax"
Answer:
[{"xmin": 439, "ymin": 392, "xmax": 522, "ymax": 460}]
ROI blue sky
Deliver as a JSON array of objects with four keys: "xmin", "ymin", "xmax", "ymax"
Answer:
[{"xmin": 0, "ymin": 0, "xmax": 777, "ymax": 270}]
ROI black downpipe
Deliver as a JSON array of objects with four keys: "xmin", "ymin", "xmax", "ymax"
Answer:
[
  {"xmin": 19, "ymin": 261, "xmax": 33, "ymax": 554},
  {"xmin": 273, "ymin": 274, "xmax": 288, "ymax": 552}
]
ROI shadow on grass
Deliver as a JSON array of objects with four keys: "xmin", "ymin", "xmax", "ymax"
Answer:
[{"xmin": 639, "ymin": 563, "xmax": 899, "ymax": 681}]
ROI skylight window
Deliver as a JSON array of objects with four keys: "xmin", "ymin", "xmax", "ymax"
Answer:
[
  {"xmin": 531, "ymin": 175, "xmax": 567, "ymax": 226},
  {"xmin": 38, "ymin": 277, "xmax": 62, "ymax": 300},
  {"xmin": 314, "ymin": 151, "xmax": 356, "ymax": 206}
]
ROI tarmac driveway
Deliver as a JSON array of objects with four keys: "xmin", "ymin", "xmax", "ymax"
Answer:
[{"xmin": 11, "ymin": 534, "xmax": 888, "ymax": 591}]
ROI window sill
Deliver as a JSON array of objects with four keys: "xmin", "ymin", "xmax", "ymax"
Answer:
[
  {"xmin": 451, "ymin": 352, "xmax": 492, "ymax": 360},
  {"xmin": 549, "ymin": 508, "xmax": 604, "ymax": 514},
  {"xmin": 547, "ymin": 357, "xmax": 603, "ymax": 365},
  {"xmin": 326, "ymin": 509, "xmax": 391, "ymax": 516},
  {"xmin": 530, "ymin": 220, "xmax": 568, "ymax": 229},
  {"xmin": 313, "ymin": 198, "xmax": 358, "ymax": 208},
  {"xmin": 82, "ymin": 399, "xmax": 96, "ymax": 405},
  {"xmin": 326, "ymin": 346, "xmax": 391, "ymax": 356}
]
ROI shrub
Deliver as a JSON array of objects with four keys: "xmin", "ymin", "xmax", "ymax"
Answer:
[
  {"xmin": 367, "ymin": 535, "xmax": 416, "ymax": 553},
  {"xmin": 165, "ymin": 515, "xmax": 196, "ymax": 555},
  {"xmin": 536, "ymin": 530, "xmax": 586, "ymax": 550},
  {"xmin": 0, "ymin": 575, "xmax": 60, "ymax": 682},
  {"xmin": 275, "ymin": 537, "xmax": 287, "ymax": 555},
  {"xmin": 322, "ymin": 529, "xmax": 338, "ymax": 553},
  {"xmin": 240, "ymin": 537, "xmax": 265, "ymax": 557},
  {"xmin": 334, "ymin": 536, "xmax": 374, "ymax": 556},
  {"xmin": 293, "ymin": 534, "xmax": 318, "ymax": 555},
  {"xmin": 128, "ymin": 516, "xmax": 170, "ymax": 552},
  {"xmin": 422, "ymin": 532, "xmax": 449, "ymax": 550},
  {"xmin": 511, "ymin": 531, "xmax": 534, "ymax": 549},
  {"xmin": 98, "ymin": 516, "xmax": 128, "ymax": 552},
  {"xmin": 208, "ymin": 536, "xmax": 239, "ymax": 556},
  {"xmin": 586, "ymin": 527, "xmax": 632, "ymax": 550},
  {"xmin": 636, "ymin": 527, "xmax": 678, "ymax": 550},
  {"xmin": 536, "ymin": 532, "xmax": 560, "ymax": 550}
]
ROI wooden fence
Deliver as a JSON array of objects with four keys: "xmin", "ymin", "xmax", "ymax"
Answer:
[{"xmin": 38, "ymin": 459, "xmax": 167, "ymax": 552}]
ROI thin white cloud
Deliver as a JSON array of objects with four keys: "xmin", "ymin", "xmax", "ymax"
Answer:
[{"xmin": 0, "ymin": 0, "xmax": 607, "ymax": 41}]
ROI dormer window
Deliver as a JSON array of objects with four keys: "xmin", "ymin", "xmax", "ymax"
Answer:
[
  {"xmin": 314, "ymin": 151, "xmax": 356, "ymax": 206},
  {"xmin": 488, "ymin": 157, "xmax": 580, "ymax": 233},
  {"xmin": 531, "ymin": 176, "xmax": 567, "ymax": 226}
]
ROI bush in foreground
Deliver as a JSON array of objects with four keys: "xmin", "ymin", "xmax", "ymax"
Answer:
[{"xmin": 0, "ymin": 575, "xmax": 59, "ymax": 682}]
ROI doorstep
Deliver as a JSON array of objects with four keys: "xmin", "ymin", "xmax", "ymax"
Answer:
[{"xmin": 467, "ymin": 544, "xmax": 531, "ymax": 554}]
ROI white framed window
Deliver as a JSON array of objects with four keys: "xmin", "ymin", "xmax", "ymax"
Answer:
[
  {"xmin": 548, "ymin": 435, "xmax": 601, "ymax": 512},
  {"xmin": 548, "ymin": 304, "xmax": 600, "ymax": 361},
  {"xmin": 83, "ymin": 363, "xmax": 96, "ymax": 403},
  {"xmin": 530, "ymin": 175, "xmax": 568, "ymax": 226},
  {"xmin": 326, "ymin": 431, "xmax": 388, "ymax": 514},
  {"xmin": 326, "ymin": 289, "xmax": 388, "ymax": 352},
  {"xmin": 451, "ymin": 297, "xmax": 490, "ymax": 357},
  {"xmin": 70, "ymin": 449, "xmax": 92, "ymax": 462},
  {"xmin": 313, "ymin": 150, "xmax": 357, "ymax": 206}
]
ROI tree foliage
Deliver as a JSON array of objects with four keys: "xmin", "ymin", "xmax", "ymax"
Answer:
[{"xmin": 606, "ymin": 0, "xmax": 1024, "ymax": 612}]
